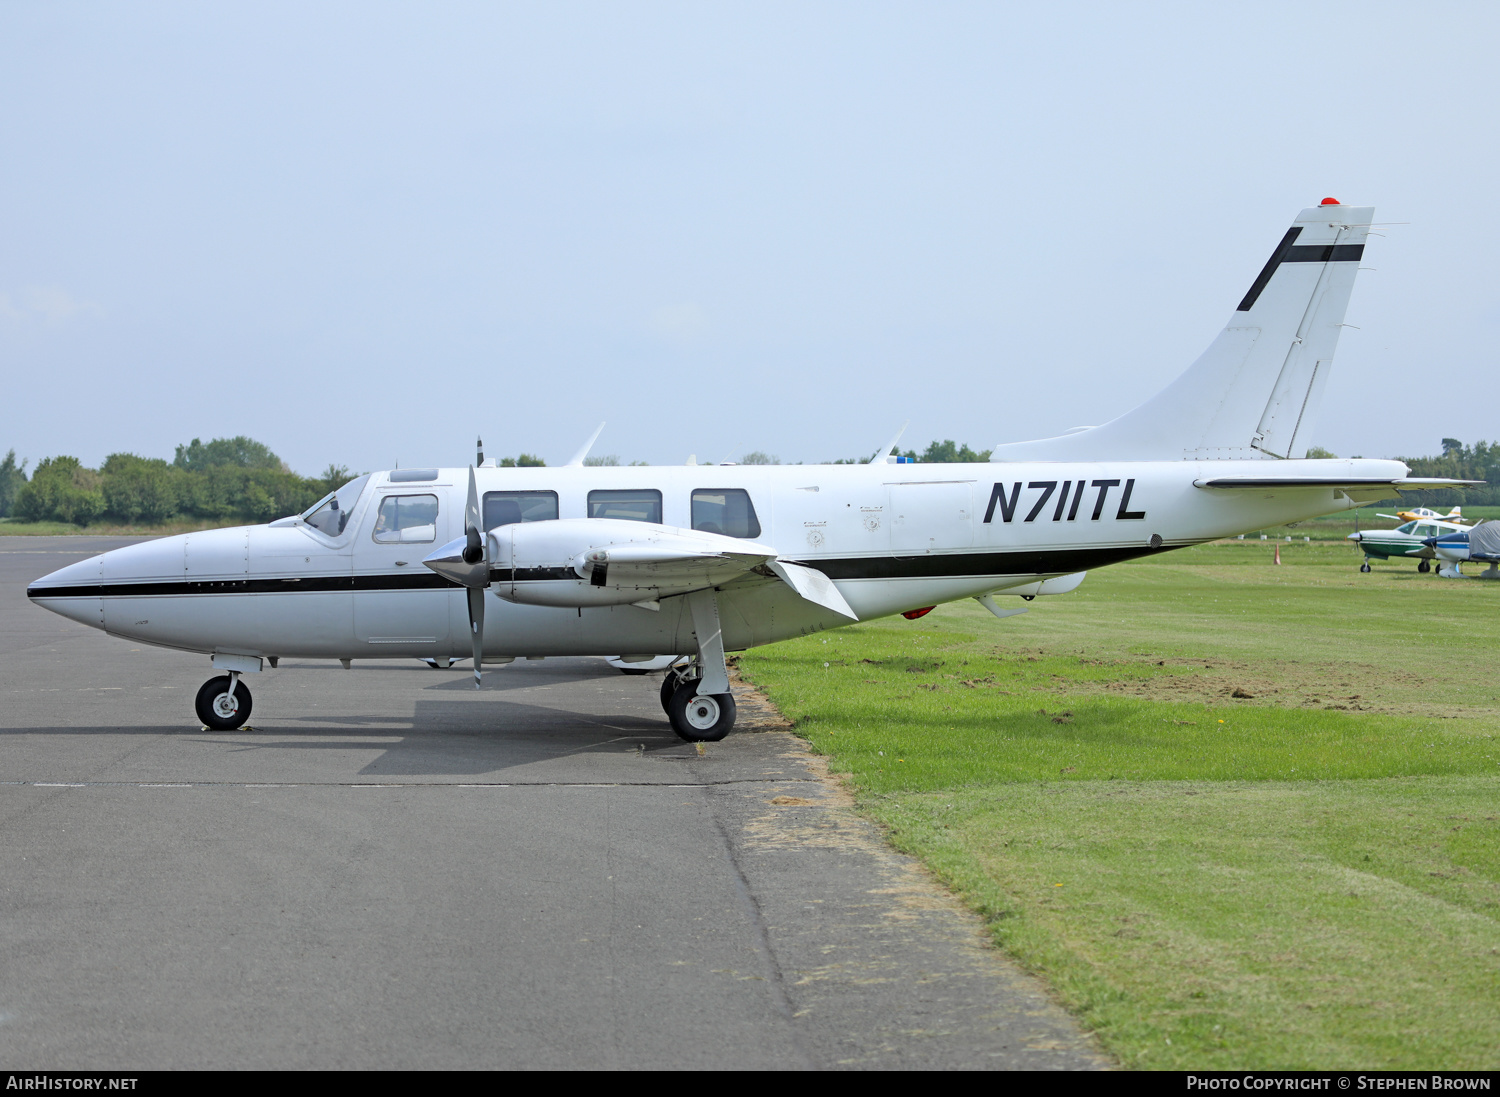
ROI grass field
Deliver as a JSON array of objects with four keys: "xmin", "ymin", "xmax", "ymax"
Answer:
[
  {"xmin": 737, "ymin": 537, "xmax": 1500, "ymax": 1069},
  {"xmin": 0, "ymin": 516, "xmax": 233, "ymax": 536}
]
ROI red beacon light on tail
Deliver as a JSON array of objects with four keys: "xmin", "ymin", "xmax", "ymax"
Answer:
[{"xmin": 1320, "ymin": 197, "xmax": 1341, "ymax": 205}]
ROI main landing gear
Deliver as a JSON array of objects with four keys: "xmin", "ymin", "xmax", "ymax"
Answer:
[
  {"xmin": 658, "ymin": 589, "xmax": 738, "ymax": 743},
  {"xmin": 659, "ymin": 661, "xmax": 738, "ymax": 742},
  {"xmin": 1418, "ymin": 559, "xmax": 1432, "ymax": 574},
  {"xmin": 195, "ymin": 673, "xmax": 252, "ymax": 730},
  {"xmin": 1359, "ymin": 560, "xmax": 1372, "ymax": 573}
]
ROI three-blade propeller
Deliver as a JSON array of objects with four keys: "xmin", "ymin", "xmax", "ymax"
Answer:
[
  {"xmin": 463, "ymin": 467, "xmax": 486, "ymax": 688},
  {"xmin": 422, "ymin": 467, "xmax": 492, "ymax": 689}
]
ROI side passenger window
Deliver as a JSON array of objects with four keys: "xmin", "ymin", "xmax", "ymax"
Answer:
[
  {"xmin": 373, "ymin": 494, "xmax": 439, "ymax": 543},
  {"xmin": 692, "ymin": 489, "xmax": 761, "ymax": 539},
  {"xmin": 587, "ymin": 489, "xmax": 662, "ymax": 524},
  {"xmin": 484, "ymin": 490, "xmax": 559, "ymax": 530}
]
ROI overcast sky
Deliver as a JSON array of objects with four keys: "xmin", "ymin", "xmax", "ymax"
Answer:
[{"xmin": 2, "ymin": 1, "xmax": 1496, "ymax": 475}]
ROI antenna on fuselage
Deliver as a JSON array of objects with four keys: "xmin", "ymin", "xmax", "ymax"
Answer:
[
  {"xmin": 872, "ymin": 420, "xmax": 910, "ymax": 464},
  {"xmin": 476, "ymin": 437, "xmax": 484, "ymax": 465},
  {"xmin": 565, "ymin": 423, "xmax": 606, "ymax": 468}
]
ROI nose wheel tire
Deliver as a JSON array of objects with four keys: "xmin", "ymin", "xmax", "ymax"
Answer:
[
  {"xmin": 195, "ymin": 675, "xmax": 253, "ymax": 730},
  {"xmin": 667, "ymin": 683, "xmax": 736, "ymax": 742}
]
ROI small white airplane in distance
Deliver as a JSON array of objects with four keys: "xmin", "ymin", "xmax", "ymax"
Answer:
[
  {"xmin": 1389, "ymin": 505, "xmax": 1466, "ymax": 523},
  {"xmin": 28, "ymin": 199, "xmax": 1480, "ymax": 742}
]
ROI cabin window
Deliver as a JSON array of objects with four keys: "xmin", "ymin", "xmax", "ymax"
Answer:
[
  {"xmin": 587, "ymin": 489, "xmax": 662, "ymax": 524},
  {"xmin": 691, "ymin": 488, "xmax": 761, "ymax": 539},
  {"xmin": 484, "ymin": 490, "xmax": 559, "ymax": 530},
  {"xmin": 373, "ymin": 493, "xmax": 439, "ymax": 543}
]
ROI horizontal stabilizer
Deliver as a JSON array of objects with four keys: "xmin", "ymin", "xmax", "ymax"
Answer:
[
  {"xmin": 995, "ymin": 572, "xmax": 1087, "ymax": 598},
  {"xmin": 768, "ymin": 560, "xmax": 858, "ymax": 620},
  {"xmin": 1197, "ymin": 476, "xmax": 1485, "ymax": 490}
]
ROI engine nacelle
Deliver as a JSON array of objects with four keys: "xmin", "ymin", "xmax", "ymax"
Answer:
[{"xmin": 485, "ymin": 519, "xmax": 777, "ymax": 608}]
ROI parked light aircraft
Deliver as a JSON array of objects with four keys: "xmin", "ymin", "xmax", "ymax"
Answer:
[
  {"xmin": 27, "ymin": 199, "xmax": 1480, "ymax": 741},
  {"xmin": 1347, "ymin": 517, "xmax": 1472, "ymax": 573},
  {"xmin": 1424, "ymin": 522, "xmax": 1500, "ymax": 579}
]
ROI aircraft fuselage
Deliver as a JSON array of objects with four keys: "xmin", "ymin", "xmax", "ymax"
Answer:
[{"xmin": 28, "ymin": 457, "xmax": 1402, "ymax": 662}]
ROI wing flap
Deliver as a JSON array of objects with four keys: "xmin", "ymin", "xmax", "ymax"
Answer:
[{"xmin": 768, "ymin": 560, "xmax": 858, "ymax": 620}]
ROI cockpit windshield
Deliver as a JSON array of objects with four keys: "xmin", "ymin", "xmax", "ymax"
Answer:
[
  {"xmin": 1396, "ymin": 522, "xmax": 1417, "ymax": 534},
  {"xmin": 302, "ymin": 475, "xmax": 370, "ymax": 537}
]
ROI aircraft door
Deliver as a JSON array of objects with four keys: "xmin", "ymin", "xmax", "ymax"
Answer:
[
  {"xmin": 889, "ymin": 481, "xmax": 974, "ymax": 555},
  {"xmin": 354, "ymin": 490, "xmax": 454, "ymax": 647}
]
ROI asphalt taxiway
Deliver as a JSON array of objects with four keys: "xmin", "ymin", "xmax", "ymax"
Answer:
[{"xmin": 0, "ymin": 537, "xmax": 1105, "ymax": 1069}]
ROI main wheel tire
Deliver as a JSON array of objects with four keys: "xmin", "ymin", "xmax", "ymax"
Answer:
[
  {"xmin": 195, "ymin": 675, "xmax": 252, "ymax": 730},
  {"xmin": 1418, "ymin": 559, "xmax": 1431, "ymax": 573},
  {"xmin": 667, "ymin": 684, "xmax": 736, "ymax": 742},
  {"xmin": 1360, "ymin": 562, "xmax": 1372, "ymax": 573}
]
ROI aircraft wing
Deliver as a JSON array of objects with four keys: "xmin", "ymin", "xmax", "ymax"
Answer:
[{"xmin": 465, "ymin": 518, "xmax": 860, "ymax": 616}]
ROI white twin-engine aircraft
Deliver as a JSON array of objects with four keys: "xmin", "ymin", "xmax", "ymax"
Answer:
[{"xmin": 28, "ymin": 200, "xmax": 1477, "ymax": 741}]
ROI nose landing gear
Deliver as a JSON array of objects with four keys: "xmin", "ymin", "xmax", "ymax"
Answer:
[{"xmin": 195, "ymin": 674, "xmax": 253, "ymax": 730}]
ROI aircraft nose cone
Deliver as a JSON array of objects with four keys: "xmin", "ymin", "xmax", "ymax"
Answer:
[
  {"xmin": 26, "ymin": 554, "xmax": 105, "ymax": 629},
  {"xmin": 1346, "ymin": 532, "xmax": 1361, "ymax": 542}
]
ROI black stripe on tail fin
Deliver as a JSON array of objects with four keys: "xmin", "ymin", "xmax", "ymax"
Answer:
[{"xmin": 1236, "ymin": 227, "xmax": 1302, "ymax": 312}]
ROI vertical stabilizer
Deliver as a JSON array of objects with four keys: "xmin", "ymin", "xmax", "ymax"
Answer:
[{"xmin": 990, "ymin": 201, "xmax": 1373, "ymax": 461}]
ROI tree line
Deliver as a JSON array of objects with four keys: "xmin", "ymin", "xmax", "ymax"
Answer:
[
  {"xmin": 0, "ymin": 438, "xmax": 349, "ymax": 526},
  {"xmin": 1389, "ymin": 438, "xmax": 1500, "ymax": 507}
]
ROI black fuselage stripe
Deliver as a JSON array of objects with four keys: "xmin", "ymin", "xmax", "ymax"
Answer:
[
  {"xmin": 28, "ymin": 544, "xmax": 1184, "ymax": 601},
  {"xmin": 28, "ymin": 573, "xmax": 458, "ymax": 599},
  {"xmin": 787, "ymin": 543, "xmax": 1174, "ymax": 579}
]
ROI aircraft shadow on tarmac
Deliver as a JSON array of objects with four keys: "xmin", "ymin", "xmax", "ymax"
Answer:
[
  {"xmin": 170, "ymin": 697, "xmax": 688, "ymax": 776},
  {"xmin": 277, "ymin": 659, "xmax": 624, "ymax": 693},
  {"xmin": 419, "ymin": 664, "xmax": 626, "ymax": 693}
]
